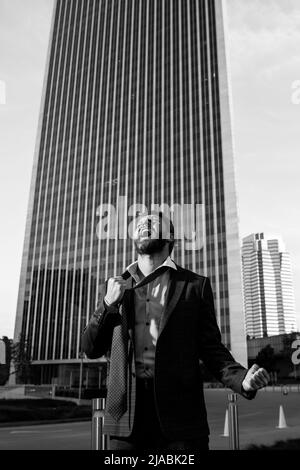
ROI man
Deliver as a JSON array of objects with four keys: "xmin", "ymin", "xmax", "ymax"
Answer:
[{"xmin": 82, "ymin": 211, "xmax": 269, "ymax": 451}]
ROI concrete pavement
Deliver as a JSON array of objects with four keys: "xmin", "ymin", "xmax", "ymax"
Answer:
[
  {"xmin": 205, "ymin": 389, "xmax": 300, "ymax": 449},
  {"xmin": 0, "ymin": 389, "xmax": 299, "ymax": 450},
  {"xmin": 0, "ymin": 421, "xmax": 91, "ymax": 450}
]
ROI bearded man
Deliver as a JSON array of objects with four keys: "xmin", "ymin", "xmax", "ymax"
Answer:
[{"xmin": 82, "ymin": 211, "xmax": 269, "ymax": 451}]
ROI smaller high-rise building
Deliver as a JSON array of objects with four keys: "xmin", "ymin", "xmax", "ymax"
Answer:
[{"xmin": 242, "ymin": 233, "xmax": 297, "ymax": 339}]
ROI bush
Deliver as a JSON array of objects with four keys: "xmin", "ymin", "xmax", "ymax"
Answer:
[
  {"xmin": 55, "ymin": 387, "xmax": 107, "ymax": 400},
  {"xmin": 0, "ymin": 399, "xmax": 91, "ymax": 424}
]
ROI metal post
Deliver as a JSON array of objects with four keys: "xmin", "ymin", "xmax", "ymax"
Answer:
[
  {"xmin": 98, "ymin": 367, "xmax": 102, "ymax": 389},
  {"xmin": 78, "ymin": 353, "xmax": 84, "ymax": 404},
  {"xmin": 91, "ymin": 398, "xmax": 108, "ymax": 450},
  {"xmin": 85, "ymin": 368, "xmax": 89, "ymax": 389},
  {"xmin": 228, "ymin": 393, "xmax": 239, "ymax": 450}
]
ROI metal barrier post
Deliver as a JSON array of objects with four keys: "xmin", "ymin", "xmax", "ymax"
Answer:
[
  {"xmin": 91, "ymin": 398, "xmax": 108, "ymax": 450},
  {"xmin": 228, "ymin": 393, "xmax": 239, "ymax": 450}
]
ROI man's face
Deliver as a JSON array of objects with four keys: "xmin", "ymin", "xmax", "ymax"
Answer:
[{"xmin": 133, "ymin": 214, "xmax": 170, "ymax": 255}]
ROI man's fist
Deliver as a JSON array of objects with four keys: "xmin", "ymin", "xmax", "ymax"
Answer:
[
  {"xmin": 104, "ymin": 276, "xmax": 127, "ymax": 307},
  {"xmin": 242, "ymin": 364, "xmax": 270, "ymax": 392}
]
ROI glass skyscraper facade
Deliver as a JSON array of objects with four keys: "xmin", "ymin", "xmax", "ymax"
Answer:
[{"xmin": 14, "ymin": 0, "xmax": 247, "ymax": 386}]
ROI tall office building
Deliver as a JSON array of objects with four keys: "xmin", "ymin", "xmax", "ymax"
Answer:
[
  {"xmin": 14, "ymin": 0, "xmax": 246, "ymax": 386},
  {"xmin": 242, "ymin": 233, "xmax": 297, "ymax": 339}
]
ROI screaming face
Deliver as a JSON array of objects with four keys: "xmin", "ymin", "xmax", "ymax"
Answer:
[{"xmin": 133, "ymin": 213, "xmax": 171, "ymax": 255}]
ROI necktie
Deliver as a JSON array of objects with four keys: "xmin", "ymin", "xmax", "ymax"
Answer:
[{"xmin": 106, "ymin": 265, "xmax": 170, "ymax": 422}]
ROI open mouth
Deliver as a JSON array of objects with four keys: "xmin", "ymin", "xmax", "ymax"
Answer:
[
  {"xmin": 135, "ymin": 216, "xmax": 160, "ymax": 240},
  {"xmin": 140, "ymin": 227, "xmax": 152, "ymax": 238}
]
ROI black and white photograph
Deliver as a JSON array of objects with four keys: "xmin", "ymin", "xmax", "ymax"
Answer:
[{"xmin": 0, "ymin": 0, "xmax": 299, "ymax": 456}]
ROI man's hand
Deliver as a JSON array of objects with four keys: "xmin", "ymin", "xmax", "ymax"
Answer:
[
  {"xmin": 242, "ymin": 364, "xmax": 270, "ymax": 392},
  {"xmin": 104, "ymin": 276, "xmax": 127, "ymax": 307}
]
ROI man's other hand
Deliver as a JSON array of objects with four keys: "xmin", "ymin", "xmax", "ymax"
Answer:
[
  {"xmin": 104, "ymin": 276, "xmax": 127, "ymax": 307},
  {"xmin": 242, "ymin": 364, "xmax": 270, "ymax": 392}
]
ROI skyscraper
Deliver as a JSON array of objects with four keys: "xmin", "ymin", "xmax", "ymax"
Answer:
[
  {"xmin": 242, "ymin": 233, "xmax": 297, "ymax": 339},
  {"xmin": 14, "ymin": 0, "xmax": 246, "ymax": 386}
]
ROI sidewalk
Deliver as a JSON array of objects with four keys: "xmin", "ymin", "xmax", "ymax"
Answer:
[
  {"xmin": 205, "ymin": 388, "xmax": 300, "ymax": 450},
  {"xmin": 210, "ymin": 424, "xmax": 300, "ymax": 450}
]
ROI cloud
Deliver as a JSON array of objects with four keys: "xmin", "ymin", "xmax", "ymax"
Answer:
[
  {"xmin": 0, "ymin": 0, "xmax": 54, "ymax": 338},
  {"xmin": 226, "ymin": 0, "xmax": 300, "ymax": 80},
  {"xmin": 226, "ymin": 1, "xmax": 300, "ymax": 317},
  {"xmin": 0, "ymin": 0, "xmax": 54, "ymax": 72},
  {"xmin": 227, "ymin": 0, "xmax": 300, "ymax": 32}
]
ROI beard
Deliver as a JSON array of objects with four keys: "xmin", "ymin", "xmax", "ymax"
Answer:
[{"xmin": 134, "ymin": 238, "xmax": 168, "ymax": 255}]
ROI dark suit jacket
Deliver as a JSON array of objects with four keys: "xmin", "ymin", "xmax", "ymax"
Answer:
[{"xmin": 82, "ymin": 265, "xmax": 255, "ymax": 440}]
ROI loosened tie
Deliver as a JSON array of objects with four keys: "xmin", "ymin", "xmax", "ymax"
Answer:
[{"xmin": 106, "ymin": 266, "xmax": 170, "ymax": 421}]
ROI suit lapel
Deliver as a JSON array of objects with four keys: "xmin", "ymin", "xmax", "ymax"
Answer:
[
  {"xmin": 158, "ymin": 267, "xmax": 187, "ymax": 337},
  {"xmin": 121, "ymin": 265, "xmax": 187, "ymax": 340}
]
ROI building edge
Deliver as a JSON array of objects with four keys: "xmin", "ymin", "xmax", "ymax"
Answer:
[
  {"xmin": 13, "ymin": 1, "xmax": 58, "ymax": 350},
  {"xmin": 215, "ymin": 0, "xmax": 247, "ymax": 366}
]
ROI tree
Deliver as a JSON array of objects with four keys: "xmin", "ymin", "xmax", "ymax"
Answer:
[
  {"xmin": 10, "ymin": 333, "xmax": 32, "ymax": 384},
  {"xmin": 255, "ymin": 344, "xmax": 276, "ymax": 372}
]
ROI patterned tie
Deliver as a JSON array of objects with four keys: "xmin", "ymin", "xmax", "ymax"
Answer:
[{"xmin": 106, "ymin": 265, "xmax": 170, "ymax": 422}]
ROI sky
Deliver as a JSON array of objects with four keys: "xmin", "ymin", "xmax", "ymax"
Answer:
[{"xmin": 0, "ymin": 0, "xmax": 299, "ymax": 338}]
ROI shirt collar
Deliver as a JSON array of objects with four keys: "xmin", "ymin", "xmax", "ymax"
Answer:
[{"xmin": 126, "ymin": 256, "xmax": 177, "ymax": 278}]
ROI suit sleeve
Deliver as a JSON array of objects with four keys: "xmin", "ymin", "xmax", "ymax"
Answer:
[
  {"xmin": 81, "ymin": 281, "xmax": 121, "ymax": 359},
  {"xmin": 198, "ymin": 277, "xmax": 256, "ymax": 400}
]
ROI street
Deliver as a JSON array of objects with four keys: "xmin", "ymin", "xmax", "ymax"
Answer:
[
  {"xmin": 0, "ymin": 389, "xmax": 300, "ymax": 450},
  {"xmin": 0, "ymin": 421, "xmax": 91, "ymax": 450}
]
